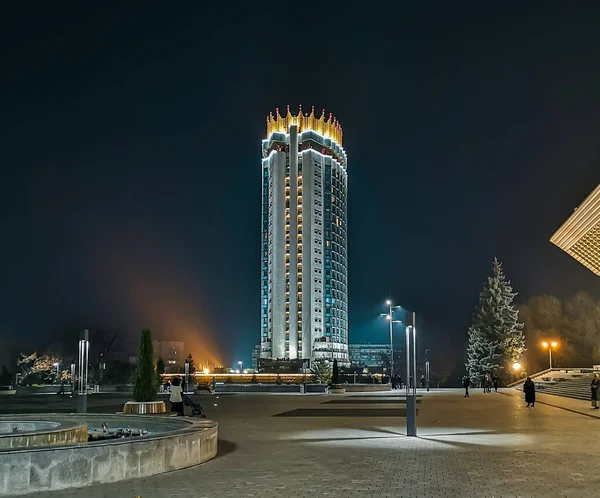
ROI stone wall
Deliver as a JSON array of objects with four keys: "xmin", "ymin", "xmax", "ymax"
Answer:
[{"xmin": 0, "ymin": 418, "xmax": 218, "ymax": 495}]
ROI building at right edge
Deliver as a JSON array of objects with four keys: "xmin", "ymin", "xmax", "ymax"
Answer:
[
  {"xmin": 260, "ymin": 106, "xmax": 349, "ymax": 364},
  {"xmin": 550, "ymin": 183, "xmax": 600, "ymax": 276}
]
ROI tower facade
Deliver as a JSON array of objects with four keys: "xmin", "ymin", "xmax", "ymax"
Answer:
[{"xmin": 260, "ymin": 106, "xmax": 349, "ymax": 364}]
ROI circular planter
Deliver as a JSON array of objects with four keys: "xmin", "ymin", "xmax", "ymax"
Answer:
[
  {"xmin": 123, "ymin": 401, "xmax": 166, "ymax": 415},
  {"xmin": 329, "ymin": 385, "xmax": 346, "ymax": 394}
]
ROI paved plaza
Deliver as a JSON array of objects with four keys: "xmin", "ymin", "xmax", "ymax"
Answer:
[{"xmin": 11, "ymin": 388, "xmax": 600, "ymax": 498}]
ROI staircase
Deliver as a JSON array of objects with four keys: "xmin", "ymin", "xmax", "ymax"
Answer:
[
  {"xmin": 532, "ymin": 375, "xmax": 593, "ymax": 401},
  {"xmin": 510, "ymin": 368, "xmax": 597, "ymax": 402}
]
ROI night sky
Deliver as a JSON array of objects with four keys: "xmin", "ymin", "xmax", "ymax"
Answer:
[{"xmin": 1, "ymin": 3, "xmax": 598, "ymax": 372}]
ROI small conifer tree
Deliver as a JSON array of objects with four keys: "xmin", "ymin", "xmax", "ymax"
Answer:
[{"xmin": 133, "ymin": 329, "xmax": 157, "ymax": 402}]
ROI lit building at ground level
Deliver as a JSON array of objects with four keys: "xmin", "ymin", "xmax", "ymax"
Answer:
[
  {"xmin": 153, "ymin": 340, "xmax": 184, "ymax": 373},
  {"xmin": 260, "ymin": 106, "xmax": 349, "ymax": 364},
  {"xmin": 348, "ymin": 344, "xmax": 391, "ymax": 368},
  {"xmin": 550, "ymin": 183, "xmax": 600, "ymax": 276},
  {"xmin": 251, "ymin": 345, "xmax": 261, "ymax": 370}
]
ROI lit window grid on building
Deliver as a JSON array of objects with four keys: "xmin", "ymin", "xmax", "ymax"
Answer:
[
  {"xmin": 550, "ymin": 183, "xmax": 600, "ymax": 276},
  {"xmin": 348, "ymin": 344, "xmax": 392, "ymax": 368},
  {"xmin": 261, "ymin": 107, "xmax": 349, "ymax": 364}
]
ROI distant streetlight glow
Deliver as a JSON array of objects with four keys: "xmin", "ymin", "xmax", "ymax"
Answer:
[
  {"xmin": 541, "ymin": 340, "xmax": 559, "ymax": 369},
  {"xmin": 512, "ymin": 362, "xmax": 522, "ymax": 371}
]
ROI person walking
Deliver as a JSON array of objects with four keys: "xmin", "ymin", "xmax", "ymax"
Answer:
[
  {"xmin": 523, "ymin": 376, "xmax": 536, "ymax": 407},
  {"xmin": 463, "ymin": 375, "xmax": 471, "ymax": 397},
  {"xmin": 493, "ymin": 375, "xmax": 500, "ymax": 393},
  {"xmin": 170, "ymin": 377, "xmax": 184, "ymax": 416},
  {"xmin": 591, "ymin": 374, "xmax": 600, "ymax": 409}
]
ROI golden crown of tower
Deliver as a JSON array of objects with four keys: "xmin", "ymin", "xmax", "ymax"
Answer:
[{"xmin": 266, "ymin": 105, "xmax": 343, "ymax": 146}]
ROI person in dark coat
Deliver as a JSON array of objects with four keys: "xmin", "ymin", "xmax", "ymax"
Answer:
[
  {"xmin": 591, "ymin": 374, "xmax": 599, "ymax": 409},
  {"xmin": 463, "ymin": 376, "xmax": 471, "ymax": 397},
  {"xmin": 523, "ymin": 377, "xmax": 536, "ymax": 407},
  {"xmin": 493, "ymin": 375, "xmax": 500, "ymax": 392}
]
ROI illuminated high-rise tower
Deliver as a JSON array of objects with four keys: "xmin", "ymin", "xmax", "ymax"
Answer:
[{"xmin": 260, "ymin": 105, "xmax": 349, "ymax": 364}]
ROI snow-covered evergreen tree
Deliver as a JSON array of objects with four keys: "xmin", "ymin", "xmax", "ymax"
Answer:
[{"xmin": 466, "ymin": 258, "xmax": 526, "ymax": 381}]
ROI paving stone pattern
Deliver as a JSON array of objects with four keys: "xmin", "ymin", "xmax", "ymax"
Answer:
[{"xmin": 22, "ymin": 389, "xmax": 600, "ymax": 498}]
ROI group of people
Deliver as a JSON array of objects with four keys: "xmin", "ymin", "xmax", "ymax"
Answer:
[
  {"xmin": 462, "ymin": 373, "xmax": 500, "ymax": 397},
  {"xmin": 463, "ymin": 372, "xmax": 600, "ymax": 409},
  {"xmin": 390, "ymin": 375, "xmax": 404, "ymax": 389},
  {"xmin": 482, "ymin": 373, "xmax": 500, "ymax": 393}
]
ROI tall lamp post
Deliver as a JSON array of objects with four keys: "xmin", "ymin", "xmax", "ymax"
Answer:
[
  {"xmin": 424, "ymin": 348, "xmax": 430, "ymax": 392},
  {"xmin": 541, "ymin": 341, "xmax": 558, "ymax": 369},
  {"xmin": 238, "ymin": 360, "xmax": 243, "ymax": 373},
  {"xmin": 77, "ymin": 329, "xmax": 89, "ymax": 413},
  {"xmin": 381, "ymin": 300, "xmax": 402, "ymax": 379},
  {"xmin": 405, "ymin": 311, "xmax": 417, "ymax": 437},
  {"xmin": 53, "ymin": 362, "xmax": 60, "ymax": 383}
]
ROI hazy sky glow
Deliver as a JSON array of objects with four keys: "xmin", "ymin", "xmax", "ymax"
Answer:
[{"xmin": 1, "ymin": 4, "xmax": 598, "ymax": 370}]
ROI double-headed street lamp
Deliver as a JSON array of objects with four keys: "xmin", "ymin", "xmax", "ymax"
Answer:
[
  {"xmin": 380, "ymin": 300, "xmax": 403, "ymax": 378},
  {"xmin": 541, "ymin": 341, "xmax": 558, "ymax": 369}
]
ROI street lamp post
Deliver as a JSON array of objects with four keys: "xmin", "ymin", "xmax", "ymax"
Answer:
[
  {"xmin": 99, "ymin": 353, "xmax": 104, "ymax": 384},
  {"xmin": 184, "ymin": 360, "xmax": 190, "ymax": 393},
  {"xmin": 70, "ymin": 363, "xmax": 76, "ymax": 392},
  {"xmin": 425, "ymin": 348, "xmax": 430, "ymax": 392},
  {"xmin": 238, "ymin": 361, "xmax": 243, "ymax": 373},
  {"xmin": 382, "ymin": 300, "xmax": 402, "ymax": 380},
  {"xmin": 542, "ymin": 341, "xmax": 558, "ymax": 369},
  {"xmin": 405, "ymin": 312, "xmax": 417, "ymax": 437},
  {"xmin": 53, "ymin": 362, "xmax": 60, "ymax": 383},
  {"xmin": 77, "ymin": 329, "xmax": 89, "ymax": 413},
  {"xmin": 386, "ymin": 300, "xmax": 394, "ymax": 378}
]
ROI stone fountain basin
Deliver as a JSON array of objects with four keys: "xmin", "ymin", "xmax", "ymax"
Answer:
[
  {"xmin": 0, "ymin": 421, "xmax": 60, "ymax": 434},
  {"xmin": 0, "ymin": 413, "xmax": 218, "ymax": 496},
  {"xmin": 0, "ymin": 417, "xmax": 87, "ymax": 449}
]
